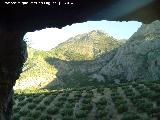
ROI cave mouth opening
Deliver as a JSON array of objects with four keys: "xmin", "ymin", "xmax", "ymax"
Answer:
[
  {"xmin": 13, "ymin": 20, "xmax": 142, "ymax": 91},
  {"xmin": 11, "ymin": 19, "xmax": 160, "ymax": 120}
]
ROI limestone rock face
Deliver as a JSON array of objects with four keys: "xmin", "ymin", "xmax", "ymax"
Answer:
[{"xmin": 100, "ymin": 20, "xmax": 160, "ymax": 81}]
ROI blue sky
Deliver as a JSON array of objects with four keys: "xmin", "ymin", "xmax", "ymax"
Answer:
[{"xmin": 24, "ymin": 20, "xmax": 142, "ymax": 50}]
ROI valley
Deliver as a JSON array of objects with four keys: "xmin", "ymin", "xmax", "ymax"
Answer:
[
  {"xmin": 13, "ymin": 81, "xmax": 160, "ymax": 120},
  {"xmin": 13, "ymin": 20, "xmax": 160, "ymax": 120}
]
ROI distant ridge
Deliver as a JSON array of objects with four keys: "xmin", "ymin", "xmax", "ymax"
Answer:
[
  {"xmin": 15, "ymin": 30, "xmax": 123, "ymax": 89},
  {"xmin": 49, "ymin": 30, "xmax": 122, "ymax": 61}
]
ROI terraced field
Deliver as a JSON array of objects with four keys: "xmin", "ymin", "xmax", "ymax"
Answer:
[{"xmin": 13, "ymin": 81, "xmax": 160, "ymax": 120}]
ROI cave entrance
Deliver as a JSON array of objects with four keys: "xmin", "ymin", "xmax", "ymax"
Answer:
[
  {"xmin": 13, "ymin": 20, "xmax": 142, "ymax": 91},
  {"xmin": 11, "ymin": 19, "xmax": 160, "ymax": 120}
]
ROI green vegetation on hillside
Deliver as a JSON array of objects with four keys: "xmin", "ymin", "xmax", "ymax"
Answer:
[
  {"xmin": 15, "ymin": 30, "xmax": 123, "ymax": 90},
  {"xmin": 13, "ymin": 80, "xmax": 160, "ymax": 120},
  {"xmin": 49, "ymin": 30, "xmax": 122, "ymax": 61},
  {"xmin": 16, "ymin": 47, "xmax": 58, "ymax": 89}
]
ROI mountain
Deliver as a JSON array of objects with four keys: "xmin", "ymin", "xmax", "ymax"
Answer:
[
  {"xmin": 49, "ymin": 30, "xmax": 122, "ymax": 61},
  {"xmin": 15, "ymin": 20, "xmax": 160, "ymax": 90},
  {"xmin": 15, "ymin": 30, "xmax": 122, "ymax": 89},
  {"xmin": 54, "ymin": 20, "xmax": 160, "ymax": 86},
  {"xmin": 99, "ymin": 20, "xmax": 160, "ymax": 82}
]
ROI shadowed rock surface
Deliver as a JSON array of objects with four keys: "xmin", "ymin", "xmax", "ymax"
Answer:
[{"xmin": 0, "ymin": 31, "xmax": 27, "ymax": 120}]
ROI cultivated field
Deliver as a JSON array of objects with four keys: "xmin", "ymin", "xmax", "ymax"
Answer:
[{"xmin": 13, "ymin": 81, "xmax": 160, "ymax": 120}]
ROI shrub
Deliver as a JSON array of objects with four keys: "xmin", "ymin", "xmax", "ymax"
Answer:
[
  {"xmin": 32, "ymin": 97, "xmax": 42, "ymax": 103},
  {"xmin": 43, "ymin": 98, "xmax": 52, "ymax": 105},
  {"xmin": 39, "ymin": 114, "xmax": 52, "ymax": 120},
  {"xmin": 27, "ymin": 103, "xmax": 36, "ymax": 109},
  {"xmin": 74, "ymin": 91, "xmax": 82, "ymax": 98},
  {"xmin": 21, "ymin": 117, "xmax": 34, "ymax": 120},
  {"xmin": 81, "ymin": 103, "xmax": 93, "ymax": 111},
  {"xmin": 13, "ymin": 106, "xmax": 21, "ymax": 113},
  {"xmin": 31, "ymin": 110, "xmax": 41, "ymax": 119},
  {"xmin": 136, "ymin": 100, "xmax": 153, "ymax": 113},
  {"xmin": 18, "ymin": 95, "xmax": 25, "ymax": 101},
  {"xmin": 60, "ymin": 108, "xmax": 73, "ymax": 116},
  {"xmin": 141, "ymin": 90, "xmax": 152, "ymax": 97},
  {"xmin": 84, "ymin": 92, "xmax": 93, "ymax": 98},
  {"xmin": 82, "ymin": 98, "xmax": 91, "ymax": 104},
  {"xmin": 36, "ymin": 104, "xmax": 46, "ymax": 111},
  {"xmin": 117, "ymin": 104, "xmax": 128, "ymax": 113},
  {"xmin": 18, "ymin": 101, "xmax": 28, "ymax": 107},
  {"xmin": 96, "ymin": 97, "xmax": 107, "ymax": 105},
  {"xmin": 96, "ymin": 104, "xmax": 106, "ymax": 110},
  {"xmin": 131, "ymin": 83, "xmax": 138, "ymax": 87},
  {"xmin": 58, "ymin": 96, "xmax": 67, "ymax": 101},
  {"xmin": 95, "ymin": 110, "xmax": 108, "ymax": 119},
  {"xmin": 49, "ymin": 94, "xmax": 57, "ymax": 100},
  {"xmin": 61, "ymin": 92, "xmax": 69, "ymax": 97},
  {"xmin": 124, "ymin": 89, "xmax": 135, "ymax": 97},
  {"xmin": 152, "ymin": 112, "xmax": 160, "ymax": 119},
  {"xmin": 32, "ymin": 94, "xmax": 41, "ymax": 98},
  {"xmin": 54, "ymin": 101, "xmax": 64, "ymax": 107},
  {"xmin": 114, "ymin": 99, "xmax": 126, "ymax": 107},
  {"xmin": 111, "ymin": 95, "xmax": 121, "ymax": 102},
  {"xmin": 13, "ymin": 94, "xmax": 18, "ymax": 100},
  {"xmin": 150, "ymin": 84, "xmax": 160, "ymax": 92},
  {"xmin": 97, "ymin": 87, "xmax": 104, "ymax": 94},
  {"xmin": 149, "ymin": 92, "xmax": 160, "ymax": 101},
  {"xmin": 67, "ymin": 98, "xmax": 75, "ymax": 103},
  {"xmin": 96, "ymin": 116, "xmax": 110, "ymax": 120},
  {"xmin": 46, "ymin": 107, "xmax": 59, "ymax": 115},
  {"xmin": 121, "ymin": 112, "xmax": 141, "ymax": 120},
  {"xmin": 156, "ymin": 99, "xmax": 160, "ymax": 106},
  {"xmin": 62, "ymin": 116, "xmax": 74, "ymax": 120},
  {"xmin": 65, "ymin": 103, "xmax": 75, "ymax": 108},
  {"xmin": 26, "ymin": 97, "xmax": 33, "ymax": 102},
  {"xmin": 75, "ymin": 110, "xmax": 87, "ymax": 118},
  {"xmin": 130, "ymin": 95, "xmax": 143, "ymax": 105},
  {"xmin": 135, "ymin": 85, "xmax": 144, "ymax": 89},
  {"xmin": 150, "ymin": 107, "xmax": 160, "ymax": 115},
  {"xmin": 13, "ymin": 113, "xmax": 21, "ymax": 120},
  {"xmin": 19, "ymin": 108, "xmax": 29, "ymax": 116}
]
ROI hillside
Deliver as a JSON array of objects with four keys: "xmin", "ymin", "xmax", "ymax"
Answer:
[
  {"xmin": 13, "ymin": 81, "xmax": 160, "ymax": 120},
  {"xmin": 15, "ymin": 47, "xmax": 58, "ymax": 90},
  {"xmin": 50, "ymin": 20, "xmax": 160, "ymax": 88},
  {"xmin": 15, "ymin": 20, "xmax": 160, "ymax": 90},
  {"xmin": 49, "ymin": 30, "xmax": 121, "ymax": 61},
  {"xmin": 15, "ymin": 30, "xmax": 122, "ymax": 90}
]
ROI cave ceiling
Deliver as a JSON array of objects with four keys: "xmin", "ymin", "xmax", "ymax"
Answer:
[{"xmin": 1, "ymin": 0, "xmax": 160, "ymax": 32}]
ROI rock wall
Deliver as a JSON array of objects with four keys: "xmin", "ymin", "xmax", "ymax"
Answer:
[
  {"xmin": 0, "ymin": 30, "xmax": 27, "ymax": 120},
  {"xmin": 99, "ymin": 20, "xmax": 160, "ymax": 81},
  {"xmin": 52, "ymin": 20, "xmax": 160, "ymax": 82}
]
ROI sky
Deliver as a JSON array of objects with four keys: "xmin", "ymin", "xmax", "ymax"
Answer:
[{"xmin": 24, "ymin": 20, "xmax": 142, "ymax": 51}]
